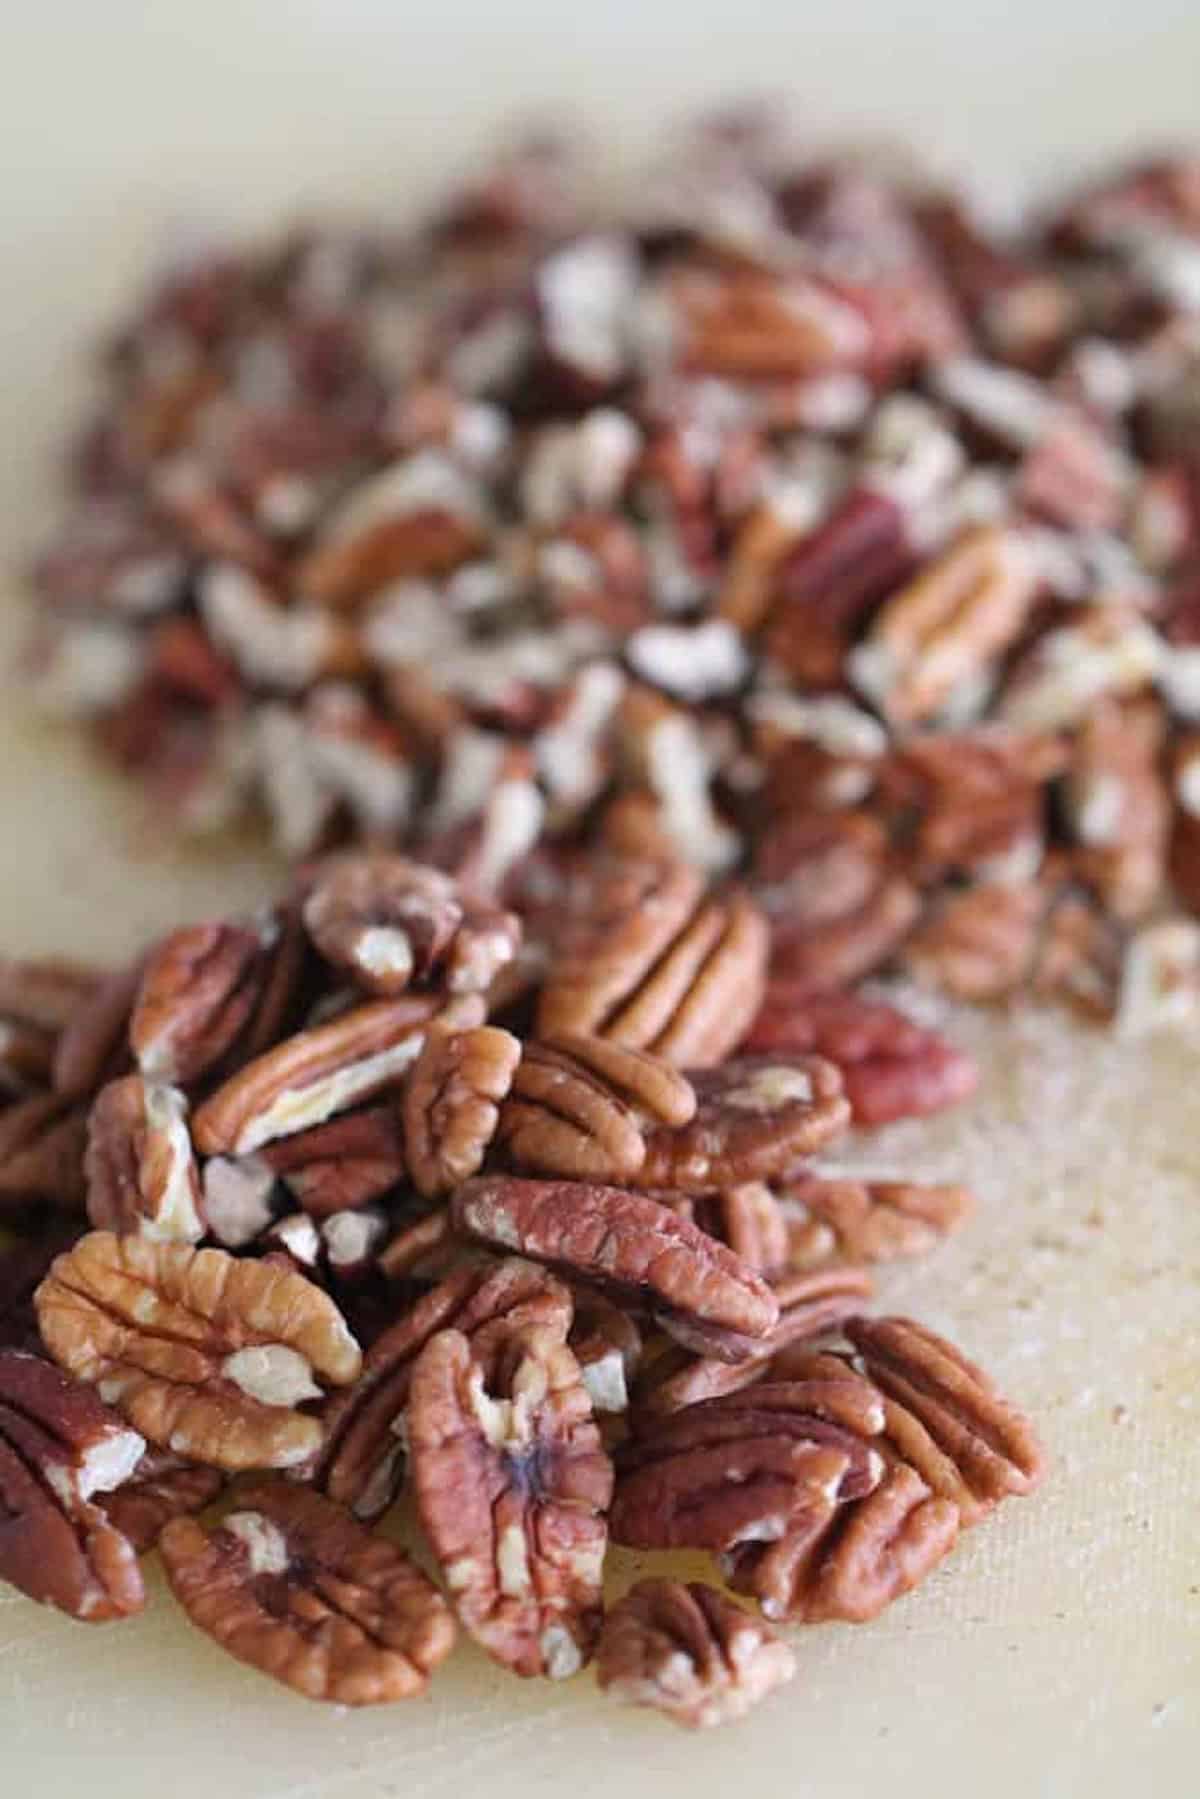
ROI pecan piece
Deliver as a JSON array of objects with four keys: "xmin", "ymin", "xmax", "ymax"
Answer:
[
  {"xmin": 638, "ymin": 1057, "xmax": 849, "ymax": 1194},
  {"xmin": 596, "ymin": 1579, "xmax": 796, "ymax": 1729},
  {"xmin": 409, "ymin": 1320, "xmax": 612, "ymax": 1677},
  {"xmin": 302, "ymin": 854, "xmax": 520, "ymax": 996},
  {"xmin": 36, "ymin": 1231, "xmax": 362, "ymax": 1469},
  {"xmin": 498, "ymin": 1036, "xmax": 695, "ymax": 1182},
  {"xmin": 452, "ymin": 1176, "xmax": 779, "ymax": 1361},
  {"xmin": 403, "ymin": 1024, "xmax": 521, "ymax": 1199},
  {"xmin": 780, "ymin": 1176, "xmax": 974, "ymax": 1267},
  {"xmin": 261, "ymin": 1104, "xmax": 406, "ymax": 1216},
  {"xmin": 99, "ymin": 1448, "xmax": 223, "ymax": 1553},
  {"xmin": 160, "ymin": 1481, "xmax": 456, "ymax": 1703},
  {"xmin": 0, "ymin": 1348, "xmax": 146, "ymax": 1619},
  {"xmin": 191, "ymin": 994, "xmax": 437, "ymax": 1156},
  {"xmin": 84, "ymin": 1076, "xmax": 204, "ymax": 1242}
]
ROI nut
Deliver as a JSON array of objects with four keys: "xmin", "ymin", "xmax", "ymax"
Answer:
[
  {"xmin": 780, "ymin": 1175, "xmax": 974, "ymax": 1266},
  {"xmin": 452, "ymin": 1175, "xmax": 779, "ymax": 1360},
  {"xmin": 903, "ymin": 880, "xmax": 1046, "ymax": 1001},
  {"xmin": 36, "ymin": 1231, "xmax": 362, "ymax": 1470},
  {"xmin": 52, "ymin": 960, "xmax": 141, "ymax": 1100},
  {"xmin": 99, "ymin": 1448, "xmax": 224, "ymax": 1553},
  {"xmin": 0, "ymin": 1092, "xmax": 89, "ymax": 1215},
  {"xmin": 595, "ymin": 1579, "xmax": 796, "ymax": 1729},
  {"xmin": 637, "ymin": 1057, "xmax": 850, "ymax": 1194},
  {"xmin": 1061, "ymin": 701, "xmax": 1169, "ymax": 924},
  {"xmin": 403, "ymin": 1024, "xmax": 522, "ymax": 1199},
  {"xmin": 84, "ymin": 1076, "xmax": 204, "ymax": 1242},
  {"xmin": 497, "ymin": 1035, "xmax": 695, "ymax": 1182},
  {"xmin": 159, "ymin": 1480, "xmax": 457, "ymax": 1703},
  {"xmin": 408, "ymin": 1319, "xmax": 612, "ymax": 1677},
  {"xmin": 261, "ymin": 1104, "xmax": 406, "ymax": 1216},
  {"xmin": 568, "ymin": 1293, "xmax": 642, "ymax": 1414},
  {"xmin": 131, "ymin": 918, "xmax": 279, "ymax": 1085}
]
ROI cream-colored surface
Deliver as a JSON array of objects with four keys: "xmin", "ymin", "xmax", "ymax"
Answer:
[{"xmin": 2, "ymin": 5, "xmax": 1199, "ymax": 1793}]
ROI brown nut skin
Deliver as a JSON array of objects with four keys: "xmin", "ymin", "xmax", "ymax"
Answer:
[
  {"xmin": 36, "ymin": 1231, "xmax": 362, "ymax": 1471},
  {"xmin": 452, "ymin": 1176, "xmax": 779, "ymax": 1361},
  {"xmin": 0, "ymin": 1092, "xmax": 90, "ymax": 1215},
  {"xmin": 638, "ymin": 1056, "xmax": 850, "ymax": 1194},
  {"xmin": 403, "ymin": 1024, "xmax": 522, "ymax": 1199},
  {"xmin": 596, "ymin": 1579, "xmax": 797, "ymax": 1729},
  {"xmin": 497, "ymin": 1036, "xmax": 696, "ymax": 1183},
  {"xmin": 84, "ymin": 1075, "xmax": 204, "ymax": 1243},
  {"xmin": 131, "ymin": 920, "xmax": 278, "ymax": 1085},
  {"xmin": 0, "ymin": 1348, "xmax": 146, "ymax": 1620},
  {"xmin": 260, "ymin": 1104, "xmax": 406, "ymax": 1217},
  {"xmin": 52, "ymin": 959, "xmax": 142, "ymax": 1100},
  {"xmin": 99, "ymin": 1449, "xmax": 224, "ymax": 1553},
  {"xmin": 408, "ymin": 1320, "xmax": 613, "ymax": 1678},
  {"xmin": 780, "ymin": 1175, "xmax": 974, "ymax": 1267},
  {"xmin": 903, "ymin": 881, "xmax": 1046, "ymax": 1002},
  {"xmin": 159, "ymin": 1481, "xmax": 457, "ymax": 1704}
]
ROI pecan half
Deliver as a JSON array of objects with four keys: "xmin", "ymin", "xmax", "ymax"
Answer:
[
  {"xmin": 403, "ymin": 1024, "xmax": 522, "ymax": 1199},
  {"xmin": 903, "ymin": 881, "xmax": 1045, "ymax": 1001},
  {"xmin": 780, "ymin": 1176, "xmax": 974, "ymax": 1266},
  {"xmin": 84, "ymin": 1076, "xmax": 204, "ymax": 1242},
  {"xmin": 302, "ymin": 854, "xmax": 520, "ymax": 996},
  {"xmin": 160, "ymin": 1481, "xmax": 456, "ymax": 1703},
  {"xmin": 0, "ymin": 1348, "xmax": 146, "ymax": 1619},
  {"xmin": 261, "ymin": 1104, "xmax": 406, "ymax": 1216},
  {"xmin": 131, "ymin": 918, "xmax": 279, "ymax": 1085},
  {"xmin": 753, "ymin": 815, "xmax": 920, "ymax": 992},
  {"xmin": 52, "ymin": 960, "xmax": 141, "ymax": 1100},
  {"xmin": 408, "ymin": 1319, "xmax": 612, "ymax": 1677},
  {"xmin": 0, "ymin": 1092, "xmax": 89, "ymax": 1214},
  {"xmin": 637, "ymin": 1057, "xmax": 849, "ymax": 1193},
  {"xmin": 36, "ymin": 1231, "xmax": 362, "ymax": 1469},
  {"xmin": 99, "ymin": 1448, "xmax": 223, "ymax": 1552},
  {"xmin": 0, "ymin": 958, "xmax": 103, "ymax": 1034},
  {"xmin": 452, "ymin": 1176, "xmax": 779, "ymax": 1361},
  {"xmin": 596, "ymin": 1579, "xmax": 796, "ymax": 1729},
  {"xmin": 498, "ymin": 1036, "xmax": 695, "ymax": 1182}
]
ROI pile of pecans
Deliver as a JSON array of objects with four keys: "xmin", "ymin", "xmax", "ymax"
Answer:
[
  {"xmin": 24, "ymin": 112, "xmax": 1200, "ymax": 1030},
  {"xmin": 0, "ymin": 848, "xmax": 1043, "ymax": 1724}
]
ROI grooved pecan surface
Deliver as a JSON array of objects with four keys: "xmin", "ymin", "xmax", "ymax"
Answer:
[
  {"xmin": 452, "ymin": 1176, "xmax": 779, "ymax": 1359},
  {"xmin": 498, "ymin": 1036, "xmax": 695, "ymax": 1182},
  {"xmin": 36, "ymin": 1231, "xmax": 362, "ymax": 1469},
  {"xmin": 0, "ymin": 1092, "xmax": 89, "ymax": 1214},
  {"xmin": 160, "ymin": 1480, "xmax": 456, "ymax": 1703},
  {"xmin": 131, "ymin": 919, "xmax": 278, "ymax": 1085},
  {"xmin": 638, "ymin": 1057, "xmax": 849, "ymax": 1193},
  {"xmin": 596, "ymin": 1579, "xmax": 796, "ymax": 1728},
  {"xmin": 408, "ymin": 1319, "xmax": 612, "ymax": 1677},
  {"xmin": 261, "ymin": 1104, "xmax": 406, "ymax": 1216},
  {"xmin": 99, "ymin": 1448, "xmax": 224, "ymax": 1553},
  {"xmin": 403, "ymin": 1024, "xmax": 521, "ymax": 1198},
  {"xmin": 84, "ymin": 1075, "xmax": 204, "ymax": 1242},
  {"xmin": 780, "ymin": 1176, "xmax": 974, "ymax": 1266},
  {"xmin": 51, "ymin": 959, "xmax": 141, "ymax": 1100}
]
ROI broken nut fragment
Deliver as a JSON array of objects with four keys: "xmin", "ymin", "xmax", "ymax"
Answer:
[{"xmin": 84, "ymin": 1075, "xmax": 204, "ymax": 1243}]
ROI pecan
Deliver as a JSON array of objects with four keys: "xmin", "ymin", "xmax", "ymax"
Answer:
[
  {"xmin": 744, "ymin": 985, "xmax": 978, "ymax": 1124},
  {"xmin": 780, "ymin": 1175, "xmax": 974, "ymax": 1266},
  {"xmin": 0, "ymin": 1224, "xmax": 80, "ymax": 1349},
  {"xmin": 536, "ymin": 856, "xmax": 768, "ymax": 1067},
  {"xmin": 191, "ymin": 994, "xmax": 437, "ymax": 1157},
  {"xmin": 0, "ymin": 958, "xmax": 104, "ymax": 1034},
  {"xmin": 697, "ymin": 1182, "xmax": 790, "ymax": 1275},
  {"xmin": 130, "ymin": 918, "xmax": 279, "ymax": 1085},
  {"xmin": 754, "ymin": 815, "xmax": 920, "ymax": 992},
  {"xmin": 99, "ymin": 1448, "xmax": 223, "ymax": 1553},
  {"xmin": 569, "ymin": 1294, "xmax": 642, "ymax": 1414},
  {"xmin": 452, "ymin": 1176, "xmax": 779, "ymax": 1360},
  {"xmin": 638, "ymin": 1057, "xmax": 849, "ymax": 1194},
  {"xmin": 0, "ymin": 1092, "xmax": 89, "ymax": 1214},
  {"xmin": 160, "ymin": 1480, "xmax": 456, "ymax": 1703},
  {"xmin": 904, "ymin": 880, "xmax": 1046, "ymax": 1001},
  {"xmin": 201, "ymin": 1155, "xmax": 280, "ymax": 1248},
  {"xmin": 878, "ymin": 728, "xmax": 1063, "ymax": 886},
  {"xmin": 596, "ymin": 1579, "xmax": 796, "ymax": 1729},
  {"xmin": 36, "ymin": 1231, "xmax": 362, "ymax": 1469},
  {"xmin": 312, "ymin": 1259, "xmax": 571, "ymax": 1520},
  {"xmin": 403, "ymin": 1024, "xmax": 521, "ymax": 1198},
  {"xmin": 84, "ymin": 1076, "xmax": 203, "ymax": 1242},
  {"xmin": 301, "ymin": 854, "xmax": 520, "ymax": 997},
  {"xmin": 408, "ymin": 1319, "xmax": 612, "ymax": 1677},
  {"xmin": 1061, "ymin": 700, "xmax": 1169, "ymax": 923},
  {"xmin": 377, "ymin": 1204, "xmax": 462, "ymax": 1282},
  {"xmin": 260, "ymin": 1104, "xmax": 406, "ymax": 1216},
  {"xmin": 497, "ymin": 1035, "xmax": 695, "ymax": 1182},
  {"xmin": 52, "ymin": 960, "xmax": 141, "ymax": 1100},
  {"xmin": 0, "ymin": 1348, "xmax": 146, "ymax": 1619}
]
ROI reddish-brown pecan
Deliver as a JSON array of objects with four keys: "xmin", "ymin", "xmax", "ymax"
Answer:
[
  {"xmin": 403, "ymin": 1024, "xmax": 522, "ymax": 1199},
  {"xmin": 36, "ymin": 1231, "xmax": 362, "ymax": 1470},
  {"xmin": 696, "ymin": 1182, "xmax": 790, "ymax": 1276},
  {"xmin": 376, "ymin": 1206, "xmax": 462, "ymax": 1282},
  {"xmin": 311, "ymin": 1259, "xmax": 572, "ymax": 1521},
  {"xmin": 0, "ymin": 1092, "xmax": 89, "ymax": 1214},
  {"xmin": 452, "ymin": 1176, "xmax": 779, "ymax": 1361},
  {"xmin": 903, "ymin": 881, "xmax": 1046, "ymax": 1001},
  {"xmin": 878, "ymin": 728, "xmax": 1064, "ymax": 887},
  {"xmin": 0, "ymin": 1348, "xmax": 146, "ymax": 1620},
  {"xmin": 536, "ymin": 856, "xmax": 768, "ymax": 1067},
  {"xmin": 498, "ymin": 1036, "xmax": 695, "ymax": 1183},
  {"xmin": 779, "ymin": 1175, "xmax": 974, "ymax": 1267},
  {"xmin": 84, "ymin": 1075, "xmax": 203, "ymax": 1242},
  {"xmin": 408, "ymin": 1319, "xmax": 613, "ymax": 1678},
  {"xmin": 596, "ymin": 1579, "xmax": 797, "ymax": 1729},
  {"xmin": 99, "ymin": 1448, "xmax": 224, "ymax": 1552},
  {"xmin": 301, "ymin": 854, "xmax": 521, "ymax": 997},
  {"xmin": 160, "ymin": 1481, "xmax": 457, "ymax": 1703},
  {"xmin": 191, "ymin": 994, "xmax": 438, "ymax": 1157},
  {"xmin": 260, "ymin": 1104, "xmax": 406, "ymax": 1216},
  {"xmin": 637, "ymin": 1057, "xmax": 849, "ymax": 1194},
  {"xmin": 52, "ymin": 960, "xmax": 142, "ymax": 1101},
  {"xmin": 0, "ymin": 959, "xmax": 104, "ymax": 1036},
  {"xmin": 295, "ymin": 494, "xmax": 484, "ymax": 608},
  {"xmin": 130, "ymin": 919, "xmax": 280, "ymax": 1086},
  {"xmin": 568, "ymin": 1293, "xmax": 642, "ymax": 1415}
]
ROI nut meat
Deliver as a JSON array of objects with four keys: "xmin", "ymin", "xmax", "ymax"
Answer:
[{"xmin": 596, "ymin": 1579, "xmax": 796, "ymax": 1728}]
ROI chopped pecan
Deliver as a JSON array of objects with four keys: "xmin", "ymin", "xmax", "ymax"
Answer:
[
  {"xmin": 452, "ymin": 1176, "xmax": 779, "ymax": 1360},
  {"xmin": 301, "ymin": 854, "xmax": 520, "ymax": 997},
  {"xmin": 84, "ymin": 1076, "xmax": 203, "ymax": 1242},
  {"xmin": 596, "ymin": 1579, "xmax": 796, "ymax": 1729},
  {"xmin": 131, "ymin": 918, "xmax": 279, "ymax": 1085},
  {"xmin": 780, "ymin": 1175, "xmax": 974, "ymax": 1266},
  {"xmin": 36, "ymin": 1231, "xmax": 362, "ymax": 1470},
  {"xmin": 201, "ymin": 1155, "xmax": 280, "ymax": 1248},
  {"xmin": 160, "ymin": 1480, "xmax": 456, "ymax": 1703},
  {"xmin": 261, "ymin": 1104, "xmax": 406, "ymax": 1216},
  {"xmin": 498, "ymin": 1035, "xmax": 695, "ymax": 1183},
  {"xmin": 0, "ymin": 1348, "xmax": 146, "ymax": 1619},
  {"xmin": 403, "ymin": 1024, "xmax": 521, "ymax": 1199},
  {"xmin": 52, "ymin": 960, "xmax": 141, "ymax": 1100},
  {"xmin": 408, "ymin": 1319, "xmax": 612, "ymax": 1677},
  {"xmin": 99, "ymin": 1448, "xmax": 223, "ymax": 1552},
  {"xmin": 638, "ymin": 1057, "xmax": 849, "ymax": 1194},
  {"xmin": 0, "ymin": 1092, "xmax": 89, "ymax": 1214},
  {"xmin": 191, "ymin": 994, "xmax": 437, "ymax": 1156}
]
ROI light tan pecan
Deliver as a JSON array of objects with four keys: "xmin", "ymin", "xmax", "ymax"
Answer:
[
  {"xmin": 536, "ymin": 856, "xmax": 768, "ymax": 1067},
  {"xmin": 452, "ymin": 1176, "xmax": 779, "ymax": 1361},
  {"xmin": 497, "ymin": 1036, "xmax": 695, "ymax": 1183},
  {"xmin": 301, "ymin": 854, "xmax": 521, "ymax": 997},
  {"xmin": 52, "ymin": 960, "xmax": 142, "ymax": 1101},
  {"xmin": 160, "ymin": 1481, "xmax": 457, "ymax": 1704},
  {"xmin": 409, "ymin": 1317, "xmax": 612, "ymax": 1678},
  {"xmin": 402, "ymin": 1024, "xmax": 522, "ymax": 1199},
  {"xmin": 903, "ymin": 880, "xmax": 1046, "ymax": 1001},
  {"xmin": 84, "ymin": 1075, "xmax": 204, "ymax": 1243},
  {"xmin": 311, "ymin": 1259, "xmax": 572, "ymax": 1521},
  {"xmin": 596, "ymin": 1579, "xmax": 796, "ymax": 1729},
  {"xmin": 260, "ymin": 1104, "xmax": 407, "ymax": 1216},
  {"xmin": 36, "ymin": 1231, "xmax": 362, "ymax": 1470},
  {"xmin": 637, "ymin": 1056, "xmax": 849, "ymax": 1194},
  {"xmin": 779, "ymin": 1175, "xmax": 974, "ymax": 1267},
  {"xmin": 191, "ymin": 994, "xmax": 438, "ymax": 1157},
  {"xmin": 0, "ymin": 1092, "xmax": 89, "ymax": 1214},
  {"xmin": 99, "ymin": 1448, "xmax": 223, "ymax": 1553},
  {"xmin": 130, "ymin": 918, "xmax": 280, "ymax": 1085},
  {"xmin": 0, "ymin": 1348, "xmax": 146, "ymax": 1620}
]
